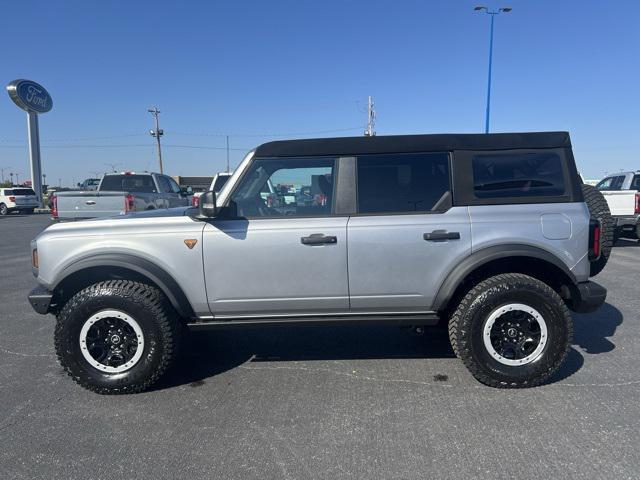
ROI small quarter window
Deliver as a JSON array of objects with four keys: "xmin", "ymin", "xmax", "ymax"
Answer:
[{"xmin": 472, "ymin": 152, "xmax": 565, "ymax": 199}]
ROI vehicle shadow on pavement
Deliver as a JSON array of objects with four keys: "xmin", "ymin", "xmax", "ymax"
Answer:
[
  {"xmin": 157, "ymin": 325, "xmax": 455, "ymax": 390},
  {"xmin": 615, "ymin": 238, "xmax": 639, "ymax": 248},
  {"xmin": 552, "ymin": 302, "xmax": 623, "ymax": 382},
  {"xmin": 157, "ymin": 303, "xmax": 623, "ymax": 390}
]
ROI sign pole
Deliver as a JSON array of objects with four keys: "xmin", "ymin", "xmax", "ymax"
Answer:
[
  {"xmin": 27, "ymin": 112, "xmax": 43, "ymax": 208},
  {"xmin": 6, "ymin": 79, "xmax": 53, "ymax": 209}
]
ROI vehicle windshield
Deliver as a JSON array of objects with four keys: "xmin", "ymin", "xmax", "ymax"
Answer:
[{"xmin": 87, "ymin": 179, "xmax": 100, "ymax": 186}]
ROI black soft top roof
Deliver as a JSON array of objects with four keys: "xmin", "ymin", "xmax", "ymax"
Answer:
[{"xmin": 254, "ymin": 131, "xmax": 571, "ymax": 157}]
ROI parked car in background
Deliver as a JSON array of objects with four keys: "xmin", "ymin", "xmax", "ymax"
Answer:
[
  {"xmin": 77, "ymin": 178, "xmax": 101, "ymax": 191},
  {"xmin": 596, "ymin": 171, "xmax": 640, "ymax": 239},
  {"xmin": 192, "ymin": 171, "xmax": 234, "ymax": 206},
  {"xmin": 51, "ymin": 172, "xmax": 191, "ymax": 220},
  {"xmin": 0, "ymin": 187, "xmax": 39, "ymax": 215}
]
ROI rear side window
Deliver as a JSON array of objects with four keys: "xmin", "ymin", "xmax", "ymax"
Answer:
[
  {"xmin": 472, "ymin": 152, "xmax": 565, "ymax": 199},
  {"xmin": 100, "ymin": 175, "xmax": 156, "ymax": 193},
  {"xmin": 357, "ymin": 153, "xmax": 451, "ymax": 214},
  {"xmin": 631, "ymin": 175, "xmax": 640, "ymax": 190},
  {"xmin": 213, "ymin": 175, "xmax": 230, "ymax": 192}
]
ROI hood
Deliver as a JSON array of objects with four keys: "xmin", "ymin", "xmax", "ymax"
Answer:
[{"xmin": 38, "ymin": 206, "xmax": 201, "ymax": 239}]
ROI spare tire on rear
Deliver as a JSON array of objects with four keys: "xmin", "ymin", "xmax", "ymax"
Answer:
[{"xmin": 582, "ymin": 183, "xmax": 614, "ymax": 277}]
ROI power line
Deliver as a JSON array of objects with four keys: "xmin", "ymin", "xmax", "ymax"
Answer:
[
  {"xmin": 0, "ymin": 143, "xmax": 252, "ymax": 151},
  {"xmin": 170, "ymin": 126, "xmax": 363, "ymax": 138}
]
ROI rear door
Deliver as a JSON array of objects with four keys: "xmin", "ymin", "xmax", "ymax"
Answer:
[
  {"xmin": 203, "ymin": 156, "xmax": 350, "ymax": 317},
  {"xmin": 347, "ymin": 152, "xmax": 472, "ymax": 312}
]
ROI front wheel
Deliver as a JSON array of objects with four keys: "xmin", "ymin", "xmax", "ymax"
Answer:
[
  {"xmin": 54, "ymin": 280, "xmax": 182, "ymax": 394},
  {"xmin": 448, "ymin": 273, "xmax": 572, "ymax": 388}
]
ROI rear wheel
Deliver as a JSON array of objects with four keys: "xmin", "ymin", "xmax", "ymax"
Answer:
[
  {"xmin": 449, "ymin": 273, "xmax": 572, "ymax": 388},
  {"xmin": 55, "ymin": 280, "xmax": 182, "ymax": 394},
  {"xmin": 582, "ymin": 183, "xmax": 613, "ymax": 276},
  {"xmin": 0, "ymin": 203, "xmax": 7, "ymax": 216}
]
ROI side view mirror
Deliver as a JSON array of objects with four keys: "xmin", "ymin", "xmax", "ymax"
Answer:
[{"xmin": 198, "ymin": 190, "xmax": 217, "ymax": 218}]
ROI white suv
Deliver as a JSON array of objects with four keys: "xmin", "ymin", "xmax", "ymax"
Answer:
[{"xmin": 0, "ymin": 187, "xmax": 39, "ymax": 215}]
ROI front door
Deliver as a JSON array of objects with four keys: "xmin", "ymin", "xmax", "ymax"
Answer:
[
  {"xmin": 203, "ymin": 156, "xmax": 349, "ymax": 318},
  {"xmin": 347, "ymin": 152, "xmax": 472, "ymax": 312}
]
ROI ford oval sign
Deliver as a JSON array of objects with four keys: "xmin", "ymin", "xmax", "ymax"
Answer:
[{"xmin": 6, "ymin": 79, "xmax": 53, "ymax": 114}]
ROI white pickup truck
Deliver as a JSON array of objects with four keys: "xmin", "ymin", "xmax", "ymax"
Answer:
[{"xmin": 596, "ymin": 171, "xmax": 640, "ymax": 239}]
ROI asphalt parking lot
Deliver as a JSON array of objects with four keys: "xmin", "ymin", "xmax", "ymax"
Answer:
[{"xmin": 1, "ymin": 215, "xmax": 639, "ymax": 479}]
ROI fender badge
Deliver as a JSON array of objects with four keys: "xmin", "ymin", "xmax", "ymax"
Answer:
[{"xmin": 184, "ymin": 239, "xmax": 198, "ymax": 249}]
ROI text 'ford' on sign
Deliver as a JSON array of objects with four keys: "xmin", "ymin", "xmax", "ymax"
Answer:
[{"xmin": 6, "ymin": 79, "xmax": 53, "ymax": 114}]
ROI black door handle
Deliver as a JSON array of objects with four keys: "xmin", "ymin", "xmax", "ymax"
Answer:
[
  {"xmin": 301, "ymin": 234, "xmax": 338, "ymax": 245},
  {"xmin": 423, "ymin": 230, "xmax": 460, "ymax": 241}
]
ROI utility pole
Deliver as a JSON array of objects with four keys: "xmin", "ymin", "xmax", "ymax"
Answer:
[
  {"xmin": 474, "ymin": 6, "xmax": 512, "ymax": 133},
  {"xmin": 364, "ymin": 96, "xmax": 376, "ymax": 137},
  {"xmin": 16, "ymin": 173, "xmax": 20, "ymax": 185},
  {"xmin": 148, "ymin": 106, "xmax": 164, "ymax": 174},
  {"xmin": 42, "ymin": 173, "xmax": 46, "ymax": 188},
  {"xmin": 10, "ymin": 172, "xmax": 14, "ymax": 185},
  {"xmin": 226, "ymin": 135, "xmax": 230, "ymax": 173}
]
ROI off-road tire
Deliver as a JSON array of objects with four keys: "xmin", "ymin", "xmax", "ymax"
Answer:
[
  {"xmin": 582, "ymin": 183, "xmax": 613, "ymax": 276},
  {"xmin": 0, "ymin": 203, "xmax": 7, "ymax": 216},
  {"xmin": 448, "ymin": 273, "xmax": 572, "ymax": 388},
  {"xmin": 54, "ymin": 280, "xmax": 181, "ymax": 394}
]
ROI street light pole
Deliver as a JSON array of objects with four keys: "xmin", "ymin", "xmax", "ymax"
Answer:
[{"xmin": 475, "ymin": 6, "xmax": 512, "ymax": 133}]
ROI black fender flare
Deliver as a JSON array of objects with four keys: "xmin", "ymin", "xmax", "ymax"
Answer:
[
  {"xmin": 52, "ymin": 253, "xmax": 195, "ymax": 318},
  {"xmin": 432, "ymin": 244, "xmax": 578, "ymax": 311}
]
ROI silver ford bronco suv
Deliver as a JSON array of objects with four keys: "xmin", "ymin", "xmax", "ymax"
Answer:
[{"xmin": 28, "ymin": 132, "xmax": 609, "ymax": 394}]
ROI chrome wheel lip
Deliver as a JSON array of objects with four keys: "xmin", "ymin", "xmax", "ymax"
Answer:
[
  {"xmin": 482, "ymin": 303, "xmax": 548, "ymax": 367},
  {"xmin": 79, "ymin": 309, "xmax": 145, "ymax": 373}
]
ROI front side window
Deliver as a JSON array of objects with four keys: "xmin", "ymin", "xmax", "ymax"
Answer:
[
  {"xmin": 611, "ymin": 176, "xmax": 626, "ymax": 190},
  {"xmin": 472, "ymin": 152, "xmax": 565, "ymax": 198},
  {"xmin": 357, "ymin": 153, "xmax": 451, "ymax": 214},
  {"xmin": 229, "ymin": 157, "xmax": 336, "ymax": 218},
  {"xmin": 156, "ymin": 176, "xmax": 173, "ymax": 193},
  {"xmin": 167, "ymin": 177, "xmax": 182, "ymax": 193}
]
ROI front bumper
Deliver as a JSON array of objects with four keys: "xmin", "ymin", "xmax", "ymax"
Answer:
[
  {"xmin": 569, "ymin": 281, "xmax": 607, "ymax": 314},
  {"xmin": 28, "ymin": 286, "xmax": 53, "ymax": 315}
]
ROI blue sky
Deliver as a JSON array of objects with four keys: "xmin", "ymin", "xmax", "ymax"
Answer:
[{"xmin": 1, "ymin": 0, "xmax": 638, "ymax": 186}]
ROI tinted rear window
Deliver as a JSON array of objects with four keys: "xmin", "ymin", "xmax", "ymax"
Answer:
[
  {"xmin": 472, "ymin": 152, "xmax": 565, "ymax": 199},
  {"xmin": 100, "ymin": 175, "xmax": 156, "ymax": 193},
  {"xmin": 11, "ymin": 189, "xmax": 36, "ymax": 196}
]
